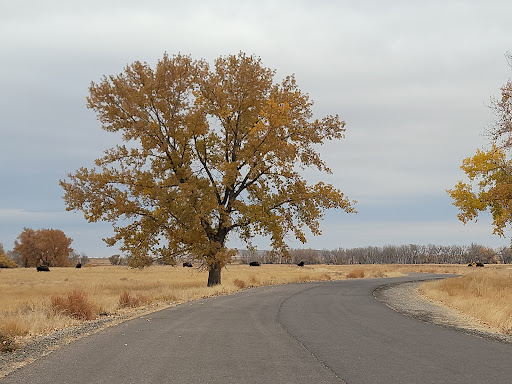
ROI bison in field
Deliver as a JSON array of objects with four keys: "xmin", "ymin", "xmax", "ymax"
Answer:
[
  {"xmin": 36, "ymin": 266, "xmax": 50, "ymax": 272},
  {"xmin": 249, "ymin": 261, "xmax": 260, "ymax": 267},
  {"xmin": 297, "ymin": 261, "xmax": 305, "ymax": 267},
  {"xmin": 183, "ymin": 262, "xmax": 193, "ymax": 268},
  {"xmin": 468, "ymin": 262, "xmax": 485, "ymax": 267}
]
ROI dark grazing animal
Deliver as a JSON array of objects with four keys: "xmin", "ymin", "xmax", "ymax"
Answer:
[
  {"xmin": 75, "ymin": 263, "xmax": 82, "ymax": 268},
  {"xmin": 183, "ymin": 262, "xmax": 193, "ymax": 267},
  {"xmin": 468, "ymin": 262, "xmax": 485, "ymax": 267},
  {"xmin": 249, "ymin": 261, "xmax": 260, "ymax": 267},
  {"xmin": 36, "ymin": 266, "xmax": 50, "ymax": 272},
  {"xmin": 297, "ymin": 261, "xmax": 305, "ymax": 267}
]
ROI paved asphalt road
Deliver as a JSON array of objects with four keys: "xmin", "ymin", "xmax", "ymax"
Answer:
[{"xmin": 2, "ymin": 274, "xmax": 512, "ymax": 384}]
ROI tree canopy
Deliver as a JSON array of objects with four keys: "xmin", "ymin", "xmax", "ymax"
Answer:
[
  {"xmin": 0, "ymin": 243, "xmax": 17, "ymax": 268},
  {"xmin": 61, "ymin": 52, "xmax": 355, "ymax": 285},
  {"xmin": 13, "ymin": 228, "xmax": 73, "ymax": 267},
  {"xmin": 448, "ymin": 53, "xmax": 512, "ymax": 241}
]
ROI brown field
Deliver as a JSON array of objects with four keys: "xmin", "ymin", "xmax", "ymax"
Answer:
[
  {"xmin": 419, "ymin": 265, "xmax": 512, "ymax": 334},
  {"xmin": 0, "ymin": 263, "xmax": 499, "ymax": 349}
]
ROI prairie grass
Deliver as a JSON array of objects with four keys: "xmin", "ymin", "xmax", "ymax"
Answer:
[
  {"xmin": 118, "ymin": 291, "xmax": 152, "ymax": 308},
  {"xmin": 420, "ymin": 266, "xmax": 512, "ymax": 334},
  {"xmin": 232, "ymin": 278, "xmax": 247, "ymax": 289},
  {"xmin": 0, "ymin": 263, "xmax": 474, "ymax": 348},
  {"xmin": 346, "ymin": 268, "xmax": 365, "ymax": 278}
]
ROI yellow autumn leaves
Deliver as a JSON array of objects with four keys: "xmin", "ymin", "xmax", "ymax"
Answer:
[
  {"xmin": 449, "ymin": 54, "xmax": 512, "ymax": 240},
  {"xmin": 448, "ymin": 145, "xmax": 512, "ymax": 236},
  {"xmin": 60, "ymin": 52, "xmax": 355, "ymax": 285}
]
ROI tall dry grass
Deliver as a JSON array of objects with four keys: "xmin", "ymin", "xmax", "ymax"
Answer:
[
  {"xmin": 420, "ymin": 266, "xmax": 512, "ymax": 334},
  {"xmin": 0, "ymin": 263, "xmax": 469, "ymax": 348},
  {"xmin": 51, "ymin": 290, "xmax": 97, "ymax": 320}
]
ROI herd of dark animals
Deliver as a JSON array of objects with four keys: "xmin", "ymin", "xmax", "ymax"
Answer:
[
  {"xmin": 249, "ymin": 261, "xmax": 305, "ymax": 267},
  {"xmin": 248, "ymin": 260, "xmax": 486, "ymax": 268},
  {"xmin": 35, "ymin": 260, "xmax": 305, "ymax": 270},
  {"xmin": 35, "ymin": 260, "xmax": 485, "ymax": 271},
  {"xmin": 36, "ymin": 263, "xmax": 81, "ymax": 271}
]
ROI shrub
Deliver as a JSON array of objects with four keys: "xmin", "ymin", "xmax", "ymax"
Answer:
[
  {"xmin": 371, "ymin": 270, "xmax": 385, "ymax": 278},
  {"xmin": 347, "ymin": 268, "xmax": 365, "ymax": 278},
  {"xmin": 51, "ymin": 290, "xmax": 97, "ymax": 320},
  {"xmin": 0, "ymin": 253, "xmax": 17, "ymax": 268},
  {"xmin": 0, "ymin": 331, "xmax": 18, "ymax": 353},
  {"xmin": 118, "ymin": 291, "xmax": 151, "ymax": 308},
  {"xmin": 128, "ymin": 254, "xmax": 153, "ymax": 269},
  {"xmin": 233, "ymin": 279, "xmax": 247, "ymax": 289},
  {"xmin": 109, "ymin": 254, "xmax": 121, "ymax": 265}
]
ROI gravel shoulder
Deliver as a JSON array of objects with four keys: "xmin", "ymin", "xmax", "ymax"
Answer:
[
  {"xmin": 0, "ymin": 305, "xmax": 174, "ymax": 379},
  {"xmin": 374, "ymin": 279, "xmax": 512, "ymax": 344}
]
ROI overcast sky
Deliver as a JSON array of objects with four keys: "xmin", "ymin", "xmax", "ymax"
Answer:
[{"xmin": 2, "ymin": 0, "xmax": 512, "ymax": 257}]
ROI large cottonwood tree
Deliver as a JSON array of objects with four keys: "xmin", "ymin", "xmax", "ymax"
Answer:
[{"xmin": 61, "ymin": 53, "xmax": 355, "ymax": 286}]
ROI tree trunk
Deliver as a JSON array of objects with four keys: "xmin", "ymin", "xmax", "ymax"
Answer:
[{"xmin": 207, "ymin": 265, "xmax": 222, "ymax": 287}]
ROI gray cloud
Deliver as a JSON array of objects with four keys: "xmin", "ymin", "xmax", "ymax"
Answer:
[{"xmin": 1, "ymin": 1, "xmax": 511, "ymax": 256}]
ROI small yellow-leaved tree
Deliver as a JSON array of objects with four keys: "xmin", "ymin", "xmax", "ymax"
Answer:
[
  {"xmin": 61, "ymin": 53, "xmax": 355, "ymax": 286},
  {"xmin": 448, "ymin": 53, "xmax": 512, "ymax": 241},
  {"xmin": 0, "ymin": 243, "xmax": 17, "ymax": 268}
]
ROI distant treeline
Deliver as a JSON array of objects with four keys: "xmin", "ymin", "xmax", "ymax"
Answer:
[{"xmin": 238, "ymin": 244, "xmax": 512, "ymax": 265}]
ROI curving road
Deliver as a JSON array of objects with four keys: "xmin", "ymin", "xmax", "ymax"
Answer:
[{"xmin": 2, "ymin": 274, "xmax": 512, "ymax": 383}]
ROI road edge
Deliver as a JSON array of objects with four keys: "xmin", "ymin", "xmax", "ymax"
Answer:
[{"xmin": 374, "ymin": 278, "xmax": 512, "ymax": 344}]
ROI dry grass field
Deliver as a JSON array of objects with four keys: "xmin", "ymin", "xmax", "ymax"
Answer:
[
  {"xmin": 420, "ymin": 265, "xmax": 512, "ymax": 334},
  {"xmin": 0, "ymin": 262, "xmax": 499, "ymax": 351}
]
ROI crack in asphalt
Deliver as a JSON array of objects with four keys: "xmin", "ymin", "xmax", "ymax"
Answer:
[{"xmin": 275, "ymin": 283, "xmax": 349, "ymax": 384}]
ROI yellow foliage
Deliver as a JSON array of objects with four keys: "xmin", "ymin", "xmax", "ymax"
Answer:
[
  {"xmin": 60, "ymin": 52, "xmax": 356, "ymax": 285},
  {"xmin": 0, "ymin": 252, "xmax": 17, "ymax": 268},
  {"xmin": 450, "ymin": 56, "xmax": 512, "ymax": 242},
  {"xmin": 448, "ymin": 146, "xmax": 512, "ymax": 238}
]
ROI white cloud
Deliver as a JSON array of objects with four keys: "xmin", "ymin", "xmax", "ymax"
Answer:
[{"xmin": 0, "ymin": 209, "xmax": 29, "ymax": 218}]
